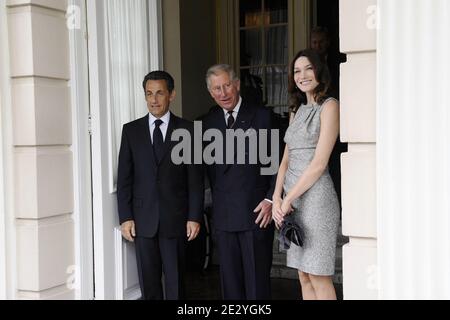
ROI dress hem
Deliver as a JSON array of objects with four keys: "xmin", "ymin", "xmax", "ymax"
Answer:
[{"xmin": 285, "ymin": 263, "xmax": 335, "ymax": 277}]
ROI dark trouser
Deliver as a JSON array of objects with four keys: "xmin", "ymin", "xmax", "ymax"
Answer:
[
  {"xmin": 216, "ymin": 225, "xmax": 274, "ymax": 300},
  {"xmin": 134, "ymin": 236, "xmax": 186, "ymax": 300}
]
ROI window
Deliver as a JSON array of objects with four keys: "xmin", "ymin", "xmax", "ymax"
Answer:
[
  {"xmin": 239, "ymin": 0, "xmax": 289, "ymax": 117},
  {"xmin": 105, "ymin": 0, "xmax": 152, "ymax": 188}
]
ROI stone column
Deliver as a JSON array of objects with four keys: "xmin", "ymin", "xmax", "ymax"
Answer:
[
  {"xmin": 7, "ymin": 0, "xmax": 74, "ymax": 299},
  {"xmin": 340, "ymin": 0, "xmax": 378, "ymax": 299}
]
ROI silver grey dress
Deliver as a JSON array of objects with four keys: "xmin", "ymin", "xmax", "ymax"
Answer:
[{"xmin": 283, "ymin": 98, "xmax": 340, "ymax": 276}]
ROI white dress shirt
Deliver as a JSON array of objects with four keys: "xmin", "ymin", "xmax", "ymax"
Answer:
[
  {"xmin": 149, "ymin": 111, "xmax": 170, "ymax": 142},
  {"xmin": 223, "ymin": 96, "xmax": 242, "ymax": 126}
]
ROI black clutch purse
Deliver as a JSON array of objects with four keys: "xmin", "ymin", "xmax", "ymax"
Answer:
[{"xmin": 278, "ymin": 214, "xmax": 303, "ymax": 250}]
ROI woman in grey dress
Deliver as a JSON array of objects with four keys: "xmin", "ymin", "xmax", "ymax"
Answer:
[{"xmin": 272, "ymin": 49, "xmax": 340, "ymax": 300}]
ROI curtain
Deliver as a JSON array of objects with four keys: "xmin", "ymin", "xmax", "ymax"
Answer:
[
  {"xmin": 378, "ymin": 0, "xmax": 450, "ymax": 299},
  {"xmin": 105, "ymin": 0, "xmax": 150, "ymax": 188}
]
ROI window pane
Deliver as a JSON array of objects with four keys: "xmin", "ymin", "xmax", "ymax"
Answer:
[
  {"xmin": 240, "ymin": 0, "xmax": 263, "ymax": 27},
  {"xmin": 240, "ymin": 67, "xmax": 264, "ymax": 105},
  {"xmin": 265, "ymin": 0, "xmax": 288, "ymax": 24},
  {"xmin": 240, "ymin": 29, "xmax": 263, "ymax": 67},
  {"xmin": 265, "ymin": 66, "xmax": 288, "ymax": 107},
  {"xmin": 105, "ymin": 0, "xmax": 150, "ymax": 188},
  {"xmin": 265, "ymin": 26, "xmax": 288, "ymax": 65}
]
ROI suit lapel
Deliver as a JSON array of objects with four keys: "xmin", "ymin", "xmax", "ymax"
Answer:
[
  {"xmin": 212, "ymin": 107, "xmax": 227, "ymax": 132},
  {"xmin": 158, "ymin": 112, "xmax": 178, "ymax": 165}
]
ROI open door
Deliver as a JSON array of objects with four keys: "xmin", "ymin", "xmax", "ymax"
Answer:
[{"xmin": 86, "ymin": 0, "xmax": 162, "ymax": 299}]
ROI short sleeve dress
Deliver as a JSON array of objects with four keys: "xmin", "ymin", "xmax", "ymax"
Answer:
[{"xmin": 283, "ymin": 98, "xmax": 340, "ymax": 276}]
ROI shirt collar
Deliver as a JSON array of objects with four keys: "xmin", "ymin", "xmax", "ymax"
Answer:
[
  {"xmin": 222, "ymin": 96, "xmax": 242, "ymax": 117},
  {"xmin": 149, "ymin": 111, "xmax": 171, "ymax": 126}
]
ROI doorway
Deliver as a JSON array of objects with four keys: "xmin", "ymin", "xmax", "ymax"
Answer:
[
  {"xmin": 180, "ymin": 0, "xmax": 346, "ymax": 299},
  {"xmin": 73, "ymin": 0, "xmax": 184, "ymax": 300}
]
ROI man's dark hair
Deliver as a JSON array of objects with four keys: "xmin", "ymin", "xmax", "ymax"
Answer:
[{"xmin": 142, "ymin": 71, "xmax": 175, "ymax": 93}]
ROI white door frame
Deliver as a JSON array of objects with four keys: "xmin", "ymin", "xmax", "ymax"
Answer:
[
  {"xmin": 86, "ymin": 0, "xmax": 112, "ymax": 299},
  {"xmin": 68, "ymin": 0, "xmax": 95, "ymax": 300}
]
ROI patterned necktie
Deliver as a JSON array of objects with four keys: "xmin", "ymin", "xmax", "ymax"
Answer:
[
  {"xmin": 227, "ymin": 111, "xmax": 235, "ymax": 129},
  {"xmin": 153, "ymin": 119, "xmax": 164, "ymax": 163}
]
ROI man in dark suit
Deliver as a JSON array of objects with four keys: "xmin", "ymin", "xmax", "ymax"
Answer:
[
  {"xmin": 117, "ymin": 71, "xmax": 204, "ymax": 300},
  {"xmin": 202, "ymin": 64, "xmax": 276, "ymax": 300}
]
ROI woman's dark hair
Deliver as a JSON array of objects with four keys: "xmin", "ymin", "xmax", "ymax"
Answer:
[
  {"xmin": 288, "ymin": 49, "xmax": 331, "ymax": 114},
  {"xmin": 142, "ymin": 70, "xmax": 175, "ymax": 93}
]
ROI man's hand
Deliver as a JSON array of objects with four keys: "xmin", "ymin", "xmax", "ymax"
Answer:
[
  {"xmin": 121, "ymin": 220, "xmax": 136, "ymax": 242},
  {"xmin": 254, "ymin": 199, "xmax": 273, "ymax": 228},
  {"xmin": 187, "ymin": 221, "xmax": 201, "ymax": 241}
]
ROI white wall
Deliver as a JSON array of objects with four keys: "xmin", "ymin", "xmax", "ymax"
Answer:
[
  {"xmin": 378, "ymin": 0, "xmax": 450, "ymax": 299},
  {"xmin": 6, "ymin": 0, "xmax": 75, "ymax": 299}
]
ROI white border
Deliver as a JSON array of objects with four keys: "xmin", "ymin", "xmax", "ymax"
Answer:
[
  {"xmin": 68, "ymin": 0, "xmax": 94, "ymax": 300},
  {"xmin": 0, "ymin": 0, "xmax": 16, "ymax": 300}
]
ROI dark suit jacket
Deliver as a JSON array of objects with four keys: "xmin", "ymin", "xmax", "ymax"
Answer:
[
  {"xmin": 202, "ymin": 100, "xmax": 276, "ymax": 232},
  {"xmin": 117, "ymin": 113, "xmax": 204, "ymax": 238}
]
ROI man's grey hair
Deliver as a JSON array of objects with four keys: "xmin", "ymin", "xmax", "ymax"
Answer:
[{"xmin": 206, "ymin": 64, "xmax": 240, "ymax": 90}]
